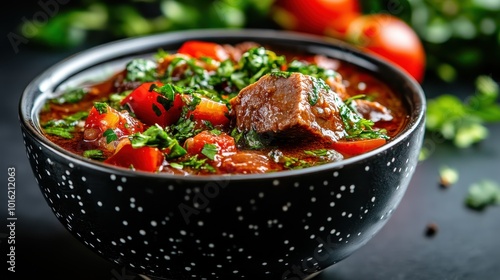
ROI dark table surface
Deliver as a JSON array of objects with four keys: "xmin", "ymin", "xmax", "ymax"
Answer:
[{"xmin": 2, "ymin": 14, "xmax": 500, "ymax": 280}]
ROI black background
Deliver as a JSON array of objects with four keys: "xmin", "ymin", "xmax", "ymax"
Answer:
[{"xmin": 2, "ymin": 3, "xmax": 500, "ymax": 280}]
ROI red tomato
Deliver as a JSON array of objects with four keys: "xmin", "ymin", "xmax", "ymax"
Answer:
[
  {"xmin": 271, "ymin": 0, "xmax": 361, "ymax": 36},
  {"xmin": 104, "ymin": 140, "xmax": 164, "ymax": 172},
  {"xmin": 345, "ymin": 14, "xmax": 426, "ymax": 83},
  {"xmin": 187, "ymin": 97, "xmax": 230, "ymax": 127},
  {"xmin": 177, "ymin": 41, "xmax": 230, "ymax": 61},
  {"xmin": 331, "ymin": 138, "xmax": 387, "ymax": 156},
  {"xmin": 184, "ymin": 131, "xmax": 236, "ymax": 158},
  {"xmin": 121, "ymin": 82, "xmax": 184, "ymax": 127}
]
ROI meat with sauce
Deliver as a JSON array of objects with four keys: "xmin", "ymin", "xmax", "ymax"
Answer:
[{"xmin": 229, "ymin": 72, "xmax": 347, "ymax": 145}]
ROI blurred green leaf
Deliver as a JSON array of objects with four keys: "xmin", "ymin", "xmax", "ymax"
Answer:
[
  {"xmin": 19, "ymin": 0, "xmax": 274, "ymax": 50},
  {"xmin": 425, "ymin": 75, "xmax": 500, "ymax": 148},
  {"xmin": 465, "ymin": 180, "xmax": 500, "ymax": 210}
]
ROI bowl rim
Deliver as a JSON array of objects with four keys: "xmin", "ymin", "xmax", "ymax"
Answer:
[{"xmin": 19, "ymin": 28, "xmax": 426, "ymax": 182}]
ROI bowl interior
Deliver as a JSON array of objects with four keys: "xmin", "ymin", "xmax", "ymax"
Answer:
[{"xmin": 20, "ymin": 28, "xmax": 425, "ymax": 180}]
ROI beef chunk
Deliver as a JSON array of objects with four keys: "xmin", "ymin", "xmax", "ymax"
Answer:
[
  {"xmin": 352, "ymin": 99, "xmax": 393, "ymax": 122},
  {"xmin": 229, "ymin": 72, "xmax": 347, "ymax": 144}
]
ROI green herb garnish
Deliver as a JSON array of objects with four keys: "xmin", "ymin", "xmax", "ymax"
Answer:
[
  {"xmin": 50, "ymin": 88, "xmax": 88, "ymax": 104},
  {"xmin": 173, "ymin": 154, "xmax": 216, "ymax": 173},
  {"xmin": 465, "ymin": 180, "xmax": 500, "ymax": 210},
  {"xmin": 426, "ymin": 75, "xmax": 500, "ymax": 148},
  {"xmin": 125, "ymin": 58, "xmax": 157, "ymax": 82},
  {"xmin": 83, "ymin": 149, "xmax": 105, "ymax": 160},
  {"xmin": 201, "ymin": 143, "xmax": 218, "ymax": 160},
  {"xmin": 94, "ymin": 102, "xmax": 108, "ymax": 114},
  {"xmin": 129, "ymin": 124, "xmax": 186, "ymax": 159},
  {"xmin": 42, "ymin": 111, "xmax": 88, "ymax": 139},
  {"xmin": 103, "ymin": 128, "xmax": 118, "ymax": 144}
]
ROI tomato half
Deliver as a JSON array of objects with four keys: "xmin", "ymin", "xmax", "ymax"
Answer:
[
  {"xmin": 104, "ymin": 140, "xmax": 164, "ymax": 172},
  {"xmin": 121, "ymin": 82, "xmax": 184, "ymax": 127},
  {"xmin": 345, "ymin": 14, "xmax": 426, "ymax": 83},
  {"xmin": 271, "ymin": 0, "xmax": 361, "ymax": 36}
]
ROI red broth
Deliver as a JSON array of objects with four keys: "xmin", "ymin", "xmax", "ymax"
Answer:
[{"xmin": 39, "ymin": 41, "xmax": 408, "ymax": 175}]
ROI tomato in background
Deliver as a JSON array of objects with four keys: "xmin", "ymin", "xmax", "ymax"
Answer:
[
  {"xmin": 270, "ymin": 1, "xmax": 426, "ymax": 83},
  {"xmin": 271, "ymin": 0, "xmax": 361, "ymax": 36},
  {"xmin": 344, "ymin": 14, "xmax": 426, "ymax": 83}
]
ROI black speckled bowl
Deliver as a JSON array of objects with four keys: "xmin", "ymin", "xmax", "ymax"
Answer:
[{"xmin": 19, "ymin": 29, "xmax": 425, "ymax": 280}]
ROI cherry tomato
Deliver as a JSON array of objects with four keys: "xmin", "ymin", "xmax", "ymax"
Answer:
[
  {"xmin": 104, "ymin": 140, "xmax": 164, "ymax": 172},
  {"xmin": 121, "ymin": 82, "xmax": 184, "ymax": 127},
  {"xmin": 177, "ymin": 40, "xmax": 230, "ymax": 61},
  {"xmin": 271, "ymin": 0, "xmax": 361, "ymax": 36},
  {"xmin": 331, "ymin": 138, "xmax": 387, "ymax": 156},
  {"xmin": 345, "ymin": 14, "xmax": 426, "ymax": 83}
]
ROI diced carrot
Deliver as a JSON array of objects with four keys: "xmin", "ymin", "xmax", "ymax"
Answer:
[{"xmin": 188, "ymin": 97, "xmax": 230, "ymax": 127}]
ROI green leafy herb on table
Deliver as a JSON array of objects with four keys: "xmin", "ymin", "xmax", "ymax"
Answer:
[
  {"xmin": 465, "ymin": 180, "xmax": 500, "ymax": 210},
  {"xmin": 425, "ymin": 75, "xmax": 500, "ymax": 148}
]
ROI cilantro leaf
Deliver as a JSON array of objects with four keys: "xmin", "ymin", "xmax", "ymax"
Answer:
[
  {"xmin": 103, "ymin": 129, "xmax": 118, "ymax": 144},
  {"xmin": 129, "ymin": 124, "xmax": 186, "ymax": 159},
  {"xmin": 201, "ymin": 143, "xmax": 218, "ymax": 160}
]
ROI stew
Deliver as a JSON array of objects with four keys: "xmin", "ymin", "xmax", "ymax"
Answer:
[{"xmin": 39, "ymin": 40, "xmax": 408, "ymax": 175}]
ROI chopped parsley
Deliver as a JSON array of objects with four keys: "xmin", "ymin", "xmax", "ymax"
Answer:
[
  {"xmin": 42, "ymin": 111, "xmax": 88, "ymax": 139},
  {"xmin": 201, "ymin": 143, "xmax": 218, "ymax": 160},
  {"xmin": 168, "ymin": 116, "xmax": 201, "ymax": 143},
  {"xmin": 103, "ymin": 129, "xmax": 118, "ymax": 144},
  {"xmin": 287, "ymin": 60, "xmax": 340, "ymax": 81},
  {"xmin": 83, "ymin": 149, "xmax": 105, "ymax": 160},
  {"xmin": 50, "ymin": 88, "xmax": 88, "ymax": 104},
  {"xmin": 283, "ymin": 156, "xmax": 312, "ymax": 170},
  {"xmin": 340, "ymin": 94, "xmax": 389, "ymax": 140},
  {"xmin": 94, "ymin": 102, "xmax": 108, "ymax": 114},
  {"xmin": 125, "ymin": 58, "xmax": 158, "ymax": 82},
  {"xmin": 129, "ymin": 124, "xmax": 186, "ymax": 159},
  {"xmin": 231, "ymin": 128, "xmax": 267, "ymax": 150},
  {"xmin": 172, "ymin": 155, "xmax": 216, "ymax": 173},
  {"xmin": 234, "ymin": 47, "xmax": 287, "ymax": 89},
  {"xmin": 309, "ymin": 76, "xmax": 330, "ymax": 106}
]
